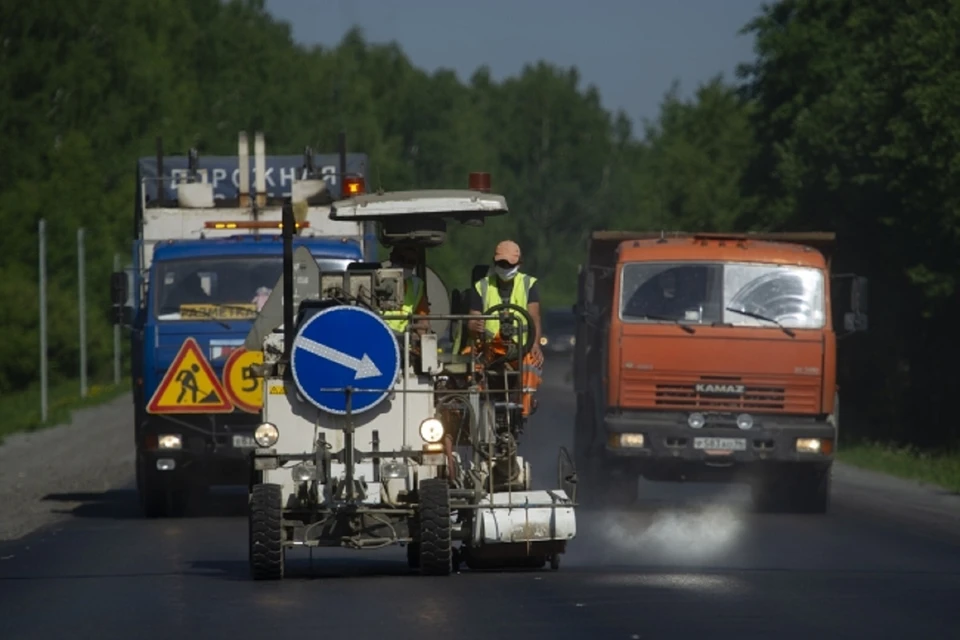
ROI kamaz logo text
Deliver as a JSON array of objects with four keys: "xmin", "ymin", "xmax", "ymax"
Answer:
[{"xmin": 695, "ymin": 383, "xmax": 745, "ymax": 395}]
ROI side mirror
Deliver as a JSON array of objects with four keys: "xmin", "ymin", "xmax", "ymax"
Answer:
[
  {"xmin": 110, "ymin": 271, "xmax": 128, "ymax": 306},
  {"xmin": 112, "ymin": 304, "xmax": 133, "ymax": 326},
  {"xmin": 843, "ymin": 311, "xmax": 868, "ymax": 333},
  {"xmin": 851, "ymin": 276, "xmax": 868, "ymax": 314}
]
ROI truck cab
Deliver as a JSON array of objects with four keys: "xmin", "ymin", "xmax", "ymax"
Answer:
[
  {"xmin": 112, "ymin": 131, "xmax": 374, "ymax": 517},
  {"xmin": 573, "ymin": 231, "xmax": 868, "ymax": 513}
]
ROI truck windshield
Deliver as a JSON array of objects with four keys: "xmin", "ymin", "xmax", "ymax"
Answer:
[
  {"xmin": 619, "ymin": 261, "xmax": 825, "ymax": 329},
  {"xmin": 154, "ymin": 256, "xmax": 356, "ymax": 320}
]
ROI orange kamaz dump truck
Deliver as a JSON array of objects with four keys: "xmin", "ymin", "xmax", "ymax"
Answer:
[{"xmin": 571, "ymin": 231, "xmax": 868, "ymax": 513}]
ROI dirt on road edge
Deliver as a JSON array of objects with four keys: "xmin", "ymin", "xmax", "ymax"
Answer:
[{"xmin": 0, "ymin": 393, "xmax": 135, "ymax": 542}]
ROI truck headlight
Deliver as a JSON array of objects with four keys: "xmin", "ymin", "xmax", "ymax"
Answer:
[
  {"xmin": 419, "ymin": 418, "xmax": 444, "ymax": 444},
  {"xmin": 158, "ymin": 434, "xmax": 182, "ymax": 450},
  {"xmin": 687, "ymin": 412, "xmax": 705, "ymax": 429},
  {"xmin": 254, "ymin": 422, "xmax": 279, "ymax": 448},
  {"xmin": 796, "ymin": 438, "xmax": 822, "ymax": 453}
]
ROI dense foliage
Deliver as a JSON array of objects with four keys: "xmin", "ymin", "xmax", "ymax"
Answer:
[{"xmin": 1, "ymin": 0, "xmax": 957, "ymax": 447}]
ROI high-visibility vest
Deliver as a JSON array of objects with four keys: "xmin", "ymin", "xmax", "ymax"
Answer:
[
  {"xmin": 474, "ymin": 273, "xmax": 536, "ymax": 341},
  {"xmin": 384, "ymin": 276, "xmax": 425, "ymax": 333}
]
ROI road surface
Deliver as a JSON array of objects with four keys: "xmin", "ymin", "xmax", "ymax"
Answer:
[{"xmin": 1, "ymin": 360, "xmax": 959, "ymax": 639}]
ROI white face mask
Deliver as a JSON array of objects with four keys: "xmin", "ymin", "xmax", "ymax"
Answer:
[{"xmin": 494, "ymin": 264, "xmax": 519, "ymax": 281}]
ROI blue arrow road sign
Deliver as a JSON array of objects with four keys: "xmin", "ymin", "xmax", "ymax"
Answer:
[{"xmin": 290, "ymin": 305, "xmax": 401, "ymax": 415}]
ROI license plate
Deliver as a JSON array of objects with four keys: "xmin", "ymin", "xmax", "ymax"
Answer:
[
  {"xmin": 232, "ymin": 435, "xmax": 257, "ymax": 448},
  {"xmin": 693, "ymin": 437, "xmax": 746, "ymax": 452}
]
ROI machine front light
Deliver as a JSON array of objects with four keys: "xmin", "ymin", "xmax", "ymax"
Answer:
[
  {"xmin": 419, "ymin": 418, "xmax": 444, "ymax": 444},
  {"xmin": 291, "ymin": 463, "xmax": 316, "ymax": 483},
  {"xmin": 158, "ymin": 434, "xmax": 182, "ymax": 450},
  {"xmin": 796, "ymin": 438, "xmax": 824, "ymax": 454},
  {"xmin": 687, "ymin": 412, "xmax": 706, "ymax": 429},
  {"xmin": 380, "ymin": 461, "xmax": 409, "ymax": 479},
  {"xmin": 736, "ymin": 413, "xmax": 754, "ymax": 431},
  {"xmin": 254, "ymin": 422, "xmax": 280, "ymax": 448}
]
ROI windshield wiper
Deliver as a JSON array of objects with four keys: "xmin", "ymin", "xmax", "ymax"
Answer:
[
  {"xmin": 633, "ymin": 314, "xmax": 696, "ymax": 334},
  {"xmin": 724, "ymin": 306, "xmax": 795, "ymax": 337}
]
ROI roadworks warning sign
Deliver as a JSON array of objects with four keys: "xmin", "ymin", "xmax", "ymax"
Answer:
[{"xmin": 146, "ymin": 337, "xmax": 234, "ymax": 414}]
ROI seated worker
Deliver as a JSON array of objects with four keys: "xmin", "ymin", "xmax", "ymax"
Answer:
[
  {"xmin": 383, "ymin": 244, "xmax": 430, "ymax": 338},
  {"xmin": 466, "ymin": 239, "xmax": 543, "ymax": 416}
]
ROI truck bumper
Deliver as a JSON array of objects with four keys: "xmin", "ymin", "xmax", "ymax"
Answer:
[
  {"xmin": 137, "ymin": 414, "xmax": 260, "ymax": 487},
  {"xmin": 601, "ymin": 410, "xmax": 835, "ymax": 479}
]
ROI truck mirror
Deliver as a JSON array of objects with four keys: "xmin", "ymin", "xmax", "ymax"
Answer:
[
  {"xmin": 112, "ymin": 304, "xmax": 132, "ymax": 326},
  {"xmin": 851, "ymin": 276, "xmax": 868, "ymax": 314},
  {"xmin": 110, "ymin": 271, "xmax": 128, "ymax": 306},
  {"xmin": 843, "ymin": 311, "xmax": 868, "ymax": 333}
]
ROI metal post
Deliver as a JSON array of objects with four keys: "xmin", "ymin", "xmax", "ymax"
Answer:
[
  {"xmin": 39, "ymin": 219, "xmax": 48, "ymax": 423},
  {"xmin": 113, "ymin": 252, "xmax": 121, "ymax": 385},
  {"xmin": 78, "ymin": 228, "xmax": 87, "ymax": 398}
]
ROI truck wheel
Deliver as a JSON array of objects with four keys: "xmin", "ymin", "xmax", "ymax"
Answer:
[
  {"xmin": 249, "ymin": 483, "xmax": 284, "ymax": 580},
  {"xmin": 581, "ymin": 458, "xmax": 637, "ymax": 508},
  {"xmin": 791, "ymin": 464, "xmax": 831, "ymax": 514},
  {"xmin": 752, "ymin": 464, "xmax": 830, "ymax": 514},
  {"xmin": 138, "ymin": 458, "xmax": 187, "ymax": 518},
  {"xmin": 418, "ymin": 479, "xmax": 452, "ymax": 576}
]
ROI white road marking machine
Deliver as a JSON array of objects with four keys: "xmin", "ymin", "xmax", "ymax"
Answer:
[{"xmin": 245, "ymin": 174, "xmax": 577, "ymax": 579}]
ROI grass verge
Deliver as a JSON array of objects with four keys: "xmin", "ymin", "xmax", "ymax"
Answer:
[
  {"xmin": 0, "ymin": 377, "xmax": 131, "ymax": 444},
  {"xmin": 838, "ymin": 441, "xmax": 960, "ymax": 494}
]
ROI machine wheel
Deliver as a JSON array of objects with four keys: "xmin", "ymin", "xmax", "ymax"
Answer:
[
  {"xmin": 249, "ymin": 483, "xmax": 285, "ymax": 580},
  {"xmin": 406, "ymin": 543, "xmax": 421, "ymax": 569},
  {"xmin": 549, "ymin": 554, "xmax": 561, "ymax": 571},
  {"xmin": 418, "ymin": 479, "xmax": 452, "ymax": 576}
]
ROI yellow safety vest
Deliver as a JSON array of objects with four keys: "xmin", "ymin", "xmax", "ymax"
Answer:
[
  {"xmin": 384, "ymin": 276, "xmax": 425, "ymax": 333},
  {"xmin": 474, "ymin": 273, "xmax": 536, "ymax": 341}
]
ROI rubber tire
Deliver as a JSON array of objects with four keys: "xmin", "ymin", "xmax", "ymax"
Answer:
[
  {"xmin": 406, "ymin": 543, "xmax": 421, "ymax": 569},
  {"xmin": 138, "ymin": 458, "xmax": 187, "ymax": 518},
  {"xmin": 752, "ymin": 464, "xmax": 830, "ymax": 514},
  {"xmin": 249, "ymin": 483, "xmax": 285, "ymax": 580},
  {"xmin": 418, "ymin": 479, "xmax": 453, "ymax": 576}
]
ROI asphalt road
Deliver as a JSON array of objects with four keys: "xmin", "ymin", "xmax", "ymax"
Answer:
[{"xmin": 2, "ymin": 359, "xmax": 960, "ymax": 639}]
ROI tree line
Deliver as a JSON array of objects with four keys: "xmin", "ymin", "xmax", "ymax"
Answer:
[{"xmin": 0, "ymin": 0, "xmax": 956, "ymax": 448}]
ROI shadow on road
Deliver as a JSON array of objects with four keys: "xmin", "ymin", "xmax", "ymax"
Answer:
[
  {"xmin": 191, "ymin": 555, "xmax": 417, "ymax": 581},
  {"xmin": 41, "ymin": 488, "xmax": 249, "ymax": 520}
]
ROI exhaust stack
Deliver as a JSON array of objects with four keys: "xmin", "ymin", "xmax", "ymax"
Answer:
[{"xmin": 238, "ymin": 131, "xmax": 250, "ymax": 208}]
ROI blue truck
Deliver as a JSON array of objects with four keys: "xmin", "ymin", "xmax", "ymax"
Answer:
[{"xmin": 111, "ymin": 131, "xmax": 375, "ymax": 517}]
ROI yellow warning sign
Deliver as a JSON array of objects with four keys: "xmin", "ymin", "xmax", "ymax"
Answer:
[
  {"xmin": 147, "ymin": 338, "xmax": 234, "ymax": 414},
  {"xmin": 222, "ymin": 348, "xmax": 264, "ymax": 414}
]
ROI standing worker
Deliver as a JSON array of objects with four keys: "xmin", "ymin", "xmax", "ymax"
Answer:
[
  {"xmin": 466, "ymin": 240, "xmax": 543, "ymax": 416},
  {"xmin": 383, "ymin": 244, "xmax": 430, "ymax": 337}
]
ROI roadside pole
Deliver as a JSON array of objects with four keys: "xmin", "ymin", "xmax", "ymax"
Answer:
[
  {"xmin": 39, "ymin": 219, "xmax": 48, "ymax": 422},
  {"xmin": 113, "ymin": 253, "xmax": 121, "ymax": 384},
  {"xmin": 78, "ymin": 228, "xmax": 87, "ymax": 398}
]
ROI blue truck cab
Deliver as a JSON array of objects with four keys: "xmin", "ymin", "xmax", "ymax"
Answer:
[{"xmin": 112, "ymin": 131, "xmax": 374, "ymax": 517}]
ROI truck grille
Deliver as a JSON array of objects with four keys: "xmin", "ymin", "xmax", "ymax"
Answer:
[{"xmin": 620, "ymin": 372, "xmax": 820, "ymax": 414}]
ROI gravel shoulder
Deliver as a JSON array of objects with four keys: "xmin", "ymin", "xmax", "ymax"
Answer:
[{"xmin": 0, "ymin": 393, "xmax": 135, "ymax": 542}]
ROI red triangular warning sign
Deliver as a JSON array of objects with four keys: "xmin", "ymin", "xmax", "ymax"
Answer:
[{"xmin": 146, "ymin": 337, "xmax": 234, "ymax": 414}]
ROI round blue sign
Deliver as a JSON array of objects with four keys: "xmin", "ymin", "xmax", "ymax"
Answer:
[{"xmin": 290, "ymin": 305, "xmax": 401, "ymax": 415}]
